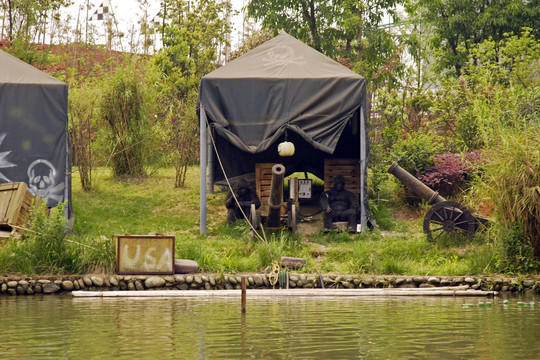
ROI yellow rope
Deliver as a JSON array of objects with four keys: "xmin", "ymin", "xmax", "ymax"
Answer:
[{"xmin": 268, "ymin": 261, "xmax": 280, "ymax": 288}]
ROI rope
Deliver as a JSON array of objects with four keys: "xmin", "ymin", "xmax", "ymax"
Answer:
[
  {"xmin": 9, "ymin": 224, "xmax": 99, "ymax": 250},
  {"xmin": 269, "ymin": 261, "xmax": 280, "ymax": 288}
]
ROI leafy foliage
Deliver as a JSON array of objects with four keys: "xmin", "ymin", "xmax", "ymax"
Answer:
[
  {"xmin": 418, "ymin": 151, "xmax": 482, "ymax": 197},
  {"xmin": 0, "ymin": 202, "xmax": 74, "ymax": 275},
  {"xmin": 390, "ymin": 132, "xmax": 442, "ymax": 175},
  {"xmin": 68, "ymin": 79, "xmax": 101, "ymax": 191},
  {"xmin": 495, "ymin": 226, "xmax": 539, "ymax": 275},
  {"xmin": 247, "ymin": 0, "xmax": 342, "ymax": 56},
  {"xmin": 473, "ymin": 126, "xmax": 540, "ymax": 259},
  {"xmin": 151, "ymin": 0, "xmax": 233, "ymax": 187},
  {"xmin": 407, "ymin": 0, "xmax": 540, "ymax": 76},
  {"xmin": 100, "ymin": 58, "xmax": 150, "ymax": 176},
  {"xmin": 246, "ymin": 0, "xmax": 404, "ymax": 87},
  {"xmin": 463, "ymin": 28, "xmax": 540, "ymax": 89}
]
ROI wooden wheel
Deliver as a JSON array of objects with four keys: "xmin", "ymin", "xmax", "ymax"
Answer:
[{"xmin": 423, "ymin": 201, "xmax": 475, "ymax": 242}]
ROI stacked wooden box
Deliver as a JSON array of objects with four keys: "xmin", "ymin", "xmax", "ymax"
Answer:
[
  {"xmin": 255, "ymin": 163, "xmax": 276, "ymax": 206},
  {"xmin": 324, "ymin": 158, "xmax": 360, "ymax": 195},
  {"xmin": 0, "ymin": 182, "xmax": 41, "ymax": 239}
]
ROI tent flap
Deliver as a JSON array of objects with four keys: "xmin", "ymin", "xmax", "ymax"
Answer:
[{"xmin": 198, "ymin": 34, "xmax": 366, "ymax": 157}]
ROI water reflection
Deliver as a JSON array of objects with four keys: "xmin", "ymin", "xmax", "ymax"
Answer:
[{"xmin": 1, "ymin": 294, "xmax": 539, "ymax": 359}]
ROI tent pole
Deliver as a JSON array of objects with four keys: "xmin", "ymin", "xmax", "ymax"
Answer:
[
  {"xmin": 200, "ymin": 106, "xmax": 207, "ymax": 236},
  {"xmin": 359, "ymin": 102, "xmax": 368, "ymax": 233},
  {"xmin": 65, "ymin": 121, "xmax": 73, "ymax": 230},
  {"xmin": 207, "ymin": 128, "xmax": 214, "ymax": 194}
]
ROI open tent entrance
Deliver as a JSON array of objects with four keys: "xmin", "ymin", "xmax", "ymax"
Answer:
[{"xmin": 198, "ymin": 33, "xmax": 372, "ymax": 234}]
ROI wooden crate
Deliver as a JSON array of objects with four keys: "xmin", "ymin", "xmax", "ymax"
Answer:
[
  {"xmin": 255, "ymin": 163, "xmax": 276, "ymax": 205},
  {"xmin": 255, "ymin": 163, "xmax": 287, "ymax": 216},
  {"xmin": 0, "ymin": 182, "xmax": 41, "ymax": 238},
  {"xmin": 324, "ymin": 158, "xmax": 360, "ymax": 195}
]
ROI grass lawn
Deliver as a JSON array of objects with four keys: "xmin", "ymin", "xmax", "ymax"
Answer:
[{"xmin": 61, "ymin": 166, "xmax": 499, "ymax": 276}]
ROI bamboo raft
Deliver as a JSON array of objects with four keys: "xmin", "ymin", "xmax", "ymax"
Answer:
[{"xmin": 72, "ymin": 286, "xmax": 498, "ymax": 298}]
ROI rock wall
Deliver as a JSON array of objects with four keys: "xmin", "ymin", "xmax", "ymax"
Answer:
[{"xmin": 1, "ymin": 274, "xmax": 539, "ymax": 296}]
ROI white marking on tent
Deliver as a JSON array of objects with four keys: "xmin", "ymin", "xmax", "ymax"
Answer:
[
  {"xmin": 262, "ymin": 45, "xmax": 306, "ymax": 66},
  {"xmin": 0, "ymin": 133, "xmax": 16, "ymax": 183},
  {"xmin": 27, "ymin": 159, "xmax": 64, "ymax": 203}
]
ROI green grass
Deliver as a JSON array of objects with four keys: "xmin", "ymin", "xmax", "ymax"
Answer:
[{"xmin": 0, "ymin": 166, "xmax": 502, "ymax": 276}]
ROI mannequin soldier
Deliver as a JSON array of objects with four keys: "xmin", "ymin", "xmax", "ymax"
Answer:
[
  {"xmin": 319, "ymin": 175, "xmax": 358, "ymax": 230},
  {"xmin": 225, "ymin": 179, "xmax": 261, "ymax": 225}
]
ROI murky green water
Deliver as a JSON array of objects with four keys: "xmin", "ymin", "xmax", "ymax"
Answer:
[{"xmin": 1, "ymin": 293, "xmax": 539, "ymax": 359}]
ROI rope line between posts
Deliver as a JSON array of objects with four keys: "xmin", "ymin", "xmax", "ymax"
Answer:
[
  {"xmin": 9, "ymin": 224, "xmax": 99, "ymax": 250},
  {"xmin": 204, "ymin": 115, "xmax": 274, "ymax": 263}
]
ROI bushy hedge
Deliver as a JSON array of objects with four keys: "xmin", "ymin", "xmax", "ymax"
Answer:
[{"xmin": 418, "ymin": 151, "xmax": 482, "ymax": 198}]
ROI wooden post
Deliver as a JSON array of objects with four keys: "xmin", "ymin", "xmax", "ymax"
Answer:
[{"xmin": 241, "ymin": 277, "xmax": 247, "ymax": 313}]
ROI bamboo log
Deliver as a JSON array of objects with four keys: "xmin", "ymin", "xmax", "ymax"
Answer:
[{"xmin": 73, "ymin": 287, "xmax": 498, "ymax": 298}]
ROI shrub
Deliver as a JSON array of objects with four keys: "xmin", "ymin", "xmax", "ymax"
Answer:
[
  {"xmin": 418, "ymin": 150, "xmax": 482, "ymax": 197},
  {"xmin": 495, "ymin": 226, "xmax": 539, "ymax": 274},
  {"xmin": 471, "ymin": 125, "xmax": 540, "ymax": 262},
  {"xmin": 390, "ymin": 132, "xmax": 443, "ymax": 175},
  {"xmin": 100, "ymin": 58, "xmax": 150, "ymax": 176},
  {"xmin": 0, "ymin": 202, "xmax": 75, "ymax": 275}
]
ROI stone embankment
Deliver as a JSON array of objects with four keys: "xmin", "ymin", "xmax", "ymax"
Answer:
[{"xmin": 1, "ymin": 274, "xmax": 539, "ymax": 296}]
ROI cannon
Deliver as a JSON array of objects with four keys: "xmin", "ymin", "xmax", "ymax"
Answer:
[
  {"xmin": 250, "ymin": 164, "xmax": 297, "ymax": 238},
  {"xmin": 388, "ymin": 162, "xmax": 488, "ymax": 242}
]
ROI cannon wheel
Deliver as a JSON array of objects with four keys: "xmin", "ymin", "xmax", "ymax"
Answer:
[
  {"xmin": 423, "ymin": 201, "xmax": 475, "ymax": 242},
  {"xmin": 288, "ymin": 204, "xmax": 297, "ymax": 239}
]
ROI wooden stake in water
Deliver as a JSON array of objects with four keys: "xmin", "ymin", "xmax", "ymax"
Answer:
[{"xmin": 241, "ymin": 277, "xmax": 247, "ymax": 313}]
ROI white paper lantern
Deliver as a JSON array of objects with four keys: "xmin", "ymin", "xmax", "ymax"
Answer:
[{"xmin": 278, "ymin": 141, "xmax": 295, "ymax": 156}]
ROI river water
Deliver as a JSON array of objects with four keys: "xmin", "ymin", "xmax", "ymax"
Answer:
[{"xmin": 1, "ymin": 293, "xmax": 539, "ymax": 359}]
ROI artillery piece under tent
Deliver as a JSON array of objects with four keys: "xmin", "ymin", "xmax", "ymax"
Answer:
[{"xmin": 197, "ymin": 33, "xmax": 373, "ymax": 234}]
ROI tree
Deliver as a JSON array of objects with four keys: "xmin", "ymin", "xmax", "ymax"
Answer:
[
  {"xmin": 247, "ymin": 0, "xmax": 404, "ymax": 87},
  {"xmin": 100, "ymin": 58, "xmax": 150, "ymax": 177},
  {"xmin": 247, "ymin": 0, "xmax": 342, "ymax": 57},
  {"xmin": 1, "ymin": 0, "xmax": 69, "ymax": 42},
  {"xmin": 136, "ymin": 0, "xmax": 157, "ymax": 55},
  {"xmin": 1, "ymin": 0, "xmax": 69, "ymax": 65},
  {"xmin": 406, "ymin": 0, "xmax": 540, "ymax": 76},
  {"xmin": 152, "ymin": 0, "xmax": 233, "ymax": 187},
  {"xmin": 228, "ymin": 28, "xmax": 274, "ymax": 61}
]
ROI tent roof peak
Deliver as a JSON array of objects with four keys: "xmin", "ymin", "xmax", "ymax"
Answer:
[
  {"xmin": 0, "ymin": 49, "xmax": 66, "ymax": 85},
  {"xmin": 203, "ymin": 33, "xmax": 364, "ymax": 80}
]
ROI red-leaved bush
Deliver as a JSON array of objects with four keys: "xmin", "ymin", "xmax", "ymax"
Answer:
[{"xmin": 418, "ymin": 151, "xmax": 483, "ymax": 197}]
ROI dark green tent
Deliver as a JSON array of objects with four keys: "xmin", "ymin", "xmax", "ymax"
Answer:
[
  {"xmin": 198, "ymin": 33, "xmax": 370, "ymax": 233},
  {"xmin": 0, "ymin": 49, "xmax": 72, "ymax": 221}
]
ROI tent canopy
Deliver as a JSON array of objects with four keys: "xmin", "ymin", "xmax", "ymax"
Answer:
[
  {"xmin": 0, "ymin": 49, "xmax": 71, "ymax": 213},
  {"xmin": 198, "ymin": 33, "xmax": 368, "ymax": 181}
]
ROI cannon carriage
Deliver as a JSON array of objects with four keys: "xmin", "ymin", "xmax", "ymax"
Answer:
[
  {"xmin": 388, "ymin": 162, "xmax": 488, "ymax": 242},
  {"xmin": 249, "ymin": 164, "xmax": 298, "ymax": 238}
]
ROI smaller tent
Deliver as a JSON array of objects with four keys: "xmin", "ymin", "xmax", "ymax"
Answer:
[
  {"xmin": 198, "ymin": 34, "xmax": 371, "ymax": 233},
  {"xmin": 0, "ymin": 49, "xmax": 72, "ymax": 221}
]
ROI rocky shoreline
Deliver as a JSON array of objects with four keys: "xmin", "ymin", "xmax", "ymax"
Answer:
[{"xmin": 1, "ymin": 274, "xmax": 539, "ymax": 296}]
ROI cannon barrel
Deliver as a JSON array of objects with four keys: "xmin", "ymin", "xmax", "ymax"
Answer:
[
  {"xmin": 266, "ymin": 164, "xmax": 285, "ymax": 228},
  {"xmin": 387, "ymin": 162, "xmax": 446, "ymax": 205}
]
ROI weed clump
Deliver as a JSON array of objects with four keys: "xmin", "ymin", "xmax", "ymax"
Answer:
[{"xmin": 0, "ymin": 202, "xmax": 74, "ymax": 275}]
